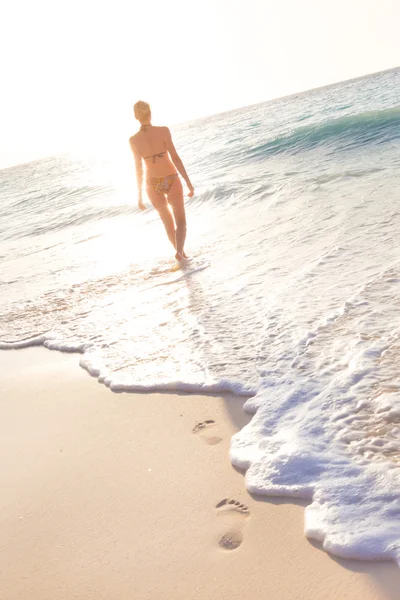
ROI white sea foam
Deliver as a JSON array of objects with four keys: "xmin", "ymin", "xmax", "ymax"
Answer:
[{"xmin": 231, "ymin": 268, "xmax": 400, "ymax": 563}]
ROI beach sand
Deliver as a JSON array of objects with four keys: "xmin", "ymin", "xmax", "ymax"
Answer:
[{"xmin": 1, "ymin": 347, "xmax": 400, "ymax": 599}]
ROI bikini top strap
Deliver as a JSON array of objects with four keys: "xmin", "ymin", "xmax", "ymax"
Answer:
[{"xmin": 143, "ymin": 152, "xmax": 167, "ymax": 163}]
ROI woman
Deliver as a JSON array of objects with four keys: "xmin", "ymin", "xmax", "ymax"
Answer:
[{"xmin": 129, "ymin": 101, "xmax": 194, "ymax": 260}]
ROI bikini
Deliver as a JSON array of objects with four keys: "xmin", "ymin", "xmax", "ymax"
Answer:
[
  {"xmin": 149, "ymin": 174, "xmax": 178, "ymax": 195},
  {"xmin": 140, "ymin": 125, "xmax": 178, "ymax": 195}
]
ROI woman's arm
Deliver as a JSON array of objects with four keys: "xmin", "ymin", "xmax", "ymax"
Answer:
[
  {"xmin": 165, "ymin": 128, "xmax": 194, "ymax": 197},
  {"xmin": 129, "ymin": 137, "xmax": 146, "ymax": 210}
]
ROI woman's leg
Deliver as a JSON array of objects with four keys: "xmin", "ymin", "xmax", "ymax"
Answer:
[
  {"xmin": 147, "ymin": 188, "xmax": 177, "ymax": 250},
  {"xmin": 170, "ymin": 201, "xmax": 186, "ymax": 258},
  {"xmin": 168, "ymin": 178, "xmax": 187, "ymax": 258},
  {"xmin": 157, "ymin": 205, "xmax": 177, "ymax": 249}
]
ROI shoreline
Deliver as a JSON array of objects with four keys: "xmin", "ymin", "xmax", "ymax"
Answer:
[{"xmin": 1, "ymin": 347, "xmax": 400, "ymax": 599}]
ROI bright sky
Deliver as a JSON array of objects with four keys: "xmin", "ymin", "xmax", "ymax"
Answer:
[{"xmin": 1, "ymin": 0, "xmax": 399, "ymax": 168}]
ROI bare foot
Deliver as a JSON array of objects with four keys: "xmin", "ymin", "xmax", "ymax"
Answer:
[{"xmin": 175, "ymin": 251, "xmax": 189, "ymax": 261}]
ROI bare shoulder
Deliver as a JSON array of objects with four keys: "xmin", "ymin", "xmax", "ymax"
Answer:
[
  {"xmin": 149, "ymin": 125, "xmax": 170, "ymax": 136},
  {"xmin": 160, "ymin": 126, "xmax": 172, "ymax": 140},
  {"xmin": 129, "ymin": 133, "xmax": 139, "ymax": 146}
]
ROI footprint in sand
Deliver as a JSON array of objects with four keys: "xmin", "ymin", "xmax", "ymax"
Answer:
[
  {"xmin": 193, "ymin": 420, "xmax": 222, "ymax": 445},
  {"xmin": 216, "ymin": 498, "xmax": 250, "ymax": 550}
]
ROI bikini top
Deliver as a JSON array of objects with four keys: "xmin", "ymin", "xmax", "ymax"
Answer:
[
  {"xmin": 140, "ymin": 124, "xmax": 167, "ymax": 163},
  {"xmin": 143, "ymin": 151, "xmax": 167, "ymax": 164}
]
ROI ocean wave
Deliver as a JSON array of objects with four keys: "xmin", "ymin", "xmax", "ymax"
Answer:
[
  {"xmin": 247, "ymin": 106, "xmax": 400, "ymax": 160},
  {"xmin": 1, "ymin": 202, "xmax": 139, "ymax": 241},
  {"xmin": 25, "ymin": 203, "xmax": 139, "ymax": 238}
]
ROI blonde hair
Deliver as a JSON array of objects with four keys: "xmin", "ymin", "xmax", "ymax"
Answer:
[{"xmin": 134, "ymin": 100, "xmax": 151, "ymax": 123}]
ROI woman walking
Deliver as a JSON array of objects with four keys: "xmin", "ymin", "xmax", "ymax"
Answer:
[{"xmin": 129, "ymin": 101, "xmax": 194, "ymax": 260}]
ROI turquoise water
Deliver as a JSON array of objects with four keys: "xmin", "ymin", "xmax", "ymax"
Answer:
[{"xmin": 1, "ymin": 67, "xmax": 400, "ymax": 564}]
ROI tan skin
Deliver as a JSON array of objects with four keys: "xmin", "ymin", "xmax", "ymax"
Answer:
[{"xmin": 129, "ymin": 113, "xmax": 194, "ymax": 259}]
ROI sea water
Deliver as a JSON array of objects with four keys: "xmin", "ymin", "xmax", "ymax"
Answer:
[{"xmin": 1, "ymin": 68, "xmax": 400, "ymax": 564}]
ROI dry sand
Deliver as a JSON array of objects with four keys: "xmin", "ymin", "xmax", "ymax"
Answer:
[{"xmin": 1, "ymin": 347, "xmax": 400, "ymax": 599}]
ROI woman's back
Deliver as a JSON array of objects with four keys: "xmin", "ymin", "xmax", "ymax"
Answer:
[{"xmin": 130, "ymin": 125, "xmax": 176, "ymax": 177}]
